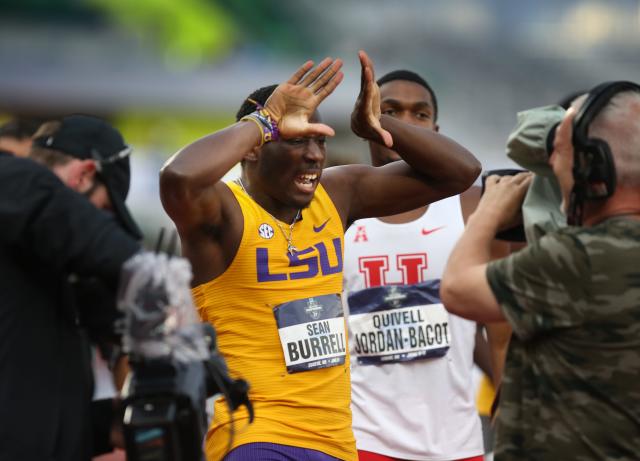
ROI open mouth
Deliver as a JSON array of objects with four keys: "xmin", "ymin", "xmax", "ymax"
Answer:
[{"xmin": 294, "ymin": 172, "xmax": 319, "ymax": 193}]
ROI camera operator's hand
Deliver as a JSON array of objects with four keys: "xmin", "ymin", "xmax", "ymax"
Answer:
[{"xmin": 470, "ymin": 172, "xmax": 533, "ymax": 233}]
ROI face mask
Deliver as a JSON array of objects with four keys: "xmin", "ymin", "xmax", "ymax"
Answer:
[{"xmin": 506, "ymin": 105, "xmax": 566, "ymax": 176}]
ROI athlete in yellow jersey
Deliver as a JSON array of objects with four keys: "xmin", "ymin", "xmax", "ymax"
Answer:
[{"xmin": 160, "ymin": 51, "xmax": 481, "ymax": 461}]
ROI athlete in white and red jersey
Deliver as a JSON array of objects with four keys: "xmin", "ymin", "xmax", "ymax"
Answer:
[{"xmin": 342, "ymin": 70, "xmax": 484, "ymax": 461}]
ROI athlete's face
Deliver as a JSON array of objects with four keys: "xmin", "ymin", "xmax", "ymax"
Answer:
[
  {"xmin": 256, "ymin": 111, "xmax": 327, "ymax": 209},
  {"xmin": 370, "ymin": 80, "xmax": 439, "ymax": 166}
]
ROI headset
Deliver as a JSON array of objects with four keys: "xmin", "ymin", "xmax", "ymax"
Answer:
[{"xmin": 566, "ymin": 80, "xmax": 640, "ymax": 225}]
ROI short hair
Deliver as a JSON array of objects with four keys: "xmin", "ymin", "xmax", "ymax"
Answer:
[
  {"xmin": 28, "ymin": 120, "xmax": 74, "ymax": 168},
  {"xmin": 377, "ymin": 70, "xmax": 439, "ymax": 121},
  {"xmin": 236, "ymin": 84, "xmax": 278, "ymax": 121},
  {"xmin": 0, "ymin": 118, "xmax": 44, "ymax": 140},
  {"xmin": 588, "ymin": 90, "xmax": 640, "ymax": 186}
]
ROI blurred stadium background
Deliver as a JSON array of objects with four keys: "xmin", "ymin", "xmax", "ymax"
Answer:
[{"xmin": 1, "ymin": 0, "xmax": 639, "ymax": 242}]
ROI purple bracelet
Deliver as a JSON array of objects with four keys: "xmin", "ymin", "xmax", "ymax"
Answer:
[{"xmin": 243, "ymin": 99, "xmax": 279, "ymax": 143}]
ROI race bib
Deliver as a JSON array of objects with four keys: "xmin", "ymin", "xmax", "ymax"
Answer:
[
  {"xmin": 347, "ymin": 280, "xmax": 450, "ymax": 365},
  {"xmin": 273, "ymin": 294, "xmax": 347, "ymax": 373}
]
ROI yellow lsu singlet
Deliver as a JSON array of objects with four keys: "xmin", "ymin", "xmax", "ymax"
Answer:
[
  {"xmin": 192, "ymin": 181, "xmax": 356, "ymax": 461},
  {"xmin": 476, "ymin": 372, "xmax": 496, "ymax": 417}
]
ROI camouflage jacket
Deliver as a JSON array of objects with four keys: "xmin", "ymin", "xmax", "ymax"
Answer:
[{"xmin": 486, "ymin": 217, "xmax": 640, "ymax": 460}]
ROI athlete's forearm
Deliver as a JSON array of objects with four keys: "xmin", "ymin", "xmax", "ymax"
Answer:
[
  {"xmin": 380, "ymin": 115, "xmax": 481, "ymax": 193},
  {"xmin": 161, "ymin": 121, "xmax": 262, "ymax": 191}
]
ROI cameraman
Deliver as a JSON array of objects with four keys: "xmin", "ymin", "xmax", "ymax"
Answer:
[
  {"xmin": 440, "ymin": 85, "xmax": 640, "ymax": 459},
  {"xmin": 0, "ymin": 116, "xmax": 142, "ymax": 461}
]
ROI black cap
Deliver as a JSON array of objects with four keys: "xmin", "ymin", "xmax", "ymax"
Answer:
[{"xmin": 33, "ymin": 115, "xmax": 143, "ymax": 239}]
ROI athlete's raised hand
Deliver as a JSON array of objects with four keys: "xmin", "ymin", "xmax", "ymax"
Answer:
[
  {"xmin": 264, "ymin": 58, "xmax": 343, "ymax": 139},
  {"xmin": 350, "ymin": 50, "xmax": 393, "ymax": 147}
]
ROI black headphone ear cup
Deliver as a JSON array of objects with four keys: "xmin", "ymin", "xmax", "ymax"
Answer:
[
  {"xmin": 583, "ymin": 138, "xmax": 616, "ymax": 198},
  {"xmin": 571, "ymin": 81, "xmax": 639, "ymax": 201},
  {"xmin": 588, "ymin": 138, "xmax": 610, "ymax": 159},
  {"xmin": 566, "ymin": 80, "xmax": 639, "ymax": 224}
]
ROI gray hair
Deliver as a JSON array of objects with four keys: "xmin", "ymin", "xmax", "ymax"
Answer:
[{"xmin": 588, "ymin": 90, "xmax": 640, "ymax": 187}]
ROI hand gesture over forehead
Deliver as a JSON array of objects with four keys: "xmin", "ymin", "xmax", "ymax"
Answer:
[
  {"xmin": 265, "ymin": 58, "xmax": 344, "ymax": 139},
  {"xmin": 351, "ymin": 50, "xmax": 393, "ymax": 147}
]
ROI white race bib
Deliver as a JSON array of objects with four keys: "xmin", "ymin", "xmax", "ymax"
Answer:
[
  {"xmin": 347, "ymin": 281, "xmax": 450, "ymax": 365},
  {"xmin": 273, "ymin": 294, "xmax": 347, "ymax": 373}
]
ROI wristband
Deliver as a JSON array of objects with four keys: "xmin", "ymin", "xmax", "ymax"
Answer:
[{"xmin": 240, "ymin": 100, "xmax": 280, "ymax": 146}]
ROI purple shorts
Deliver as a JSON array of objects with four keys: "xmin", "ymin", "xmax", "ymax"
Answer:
[{"xmin": 223, "ymin": 442, "xmax": 344, "ymax": 461}]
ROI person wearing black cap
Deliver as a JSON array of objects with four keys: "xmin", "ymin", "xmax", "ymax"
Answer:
[
  {"xmin": 30, "ymin": 114, "xmax": 143, "ymax": 398},
  {"xmin": 0, "ymin": 115, "xmax": 142, "ymax": 461},
  {"xmin": 29, "ymin": 114, "xmax": 143, "ymax": 239}
]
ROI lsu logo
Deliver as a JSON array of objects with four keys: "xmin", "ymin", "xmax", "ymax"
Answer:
[{"xmin": 257, "ymin": 237, "xmax": 342, "ymax": 282}]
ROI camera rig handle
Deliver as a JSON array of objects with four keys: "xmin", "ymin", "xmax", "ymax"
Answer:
[{"xmin": 201, "ymin": 323, "xmax": 254, "ymax": 422}]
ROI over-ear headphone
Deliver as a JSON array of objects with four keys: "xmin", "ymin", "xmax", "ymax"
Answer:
[{"xmin": 567, "ymin": 80, "xmax": 640, "ymax": 224}]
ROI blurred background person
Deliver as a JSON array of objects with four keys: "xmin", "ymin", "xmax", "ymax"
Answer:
[
  {"xmin": 0, "ymin": 129, "xmax": 141, "ymax": 461},
  {"xmin": 0, "ymin": 117, "xmax": 44, "ymax": 156},
  {"xmin": 29, "ymin": 115, "xmax": 142, "ymax": 239},
  {"xmin": 26, "ymin": 114, "xmax": 142, "ymax": 460}
]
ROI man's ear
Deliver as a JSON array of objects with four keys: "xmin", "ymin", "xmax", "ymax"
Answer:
[
  {"xmin": 76, "ymin": 159, "xmax": 98, "ymax": 191},
  {"xmin": 434, "ymin": 123, "xmax": 440, "ymax": 133},
  {"xmin": 243, "ymin": 145, "xmax": 261, "ymax": 163},
  {"xmin": 54, "ymin": 159, "xmax": 97, "ymax": 191}
]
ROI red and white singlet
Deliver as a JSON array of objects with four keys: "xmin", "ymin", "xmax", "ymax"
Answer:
[{"xmin": 343, "ymin": 195, "xmax": 484, "ymax": 461}]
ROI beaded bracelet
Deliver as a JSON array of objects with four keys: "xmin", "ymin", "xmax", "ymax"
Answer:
[
  {"xmin": 240, "ymin": 100, "xmax": 280, "ymax": 146},
  {"xmin": 241, "ymin": 115, "xmax": 267, "ymax": 146}
]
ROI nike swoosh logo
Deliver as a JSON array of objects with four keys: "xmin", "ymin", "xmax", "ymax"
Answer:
[
  {"xmin": 421, "ymin": 226, "xmax": 445, "ymax": 236},
  {"xmin": 313, "ymin": 218, "xmax": 331, "ymax": 233}
]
